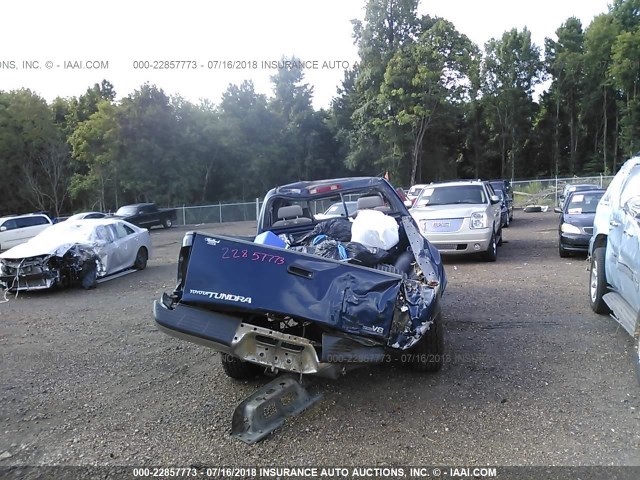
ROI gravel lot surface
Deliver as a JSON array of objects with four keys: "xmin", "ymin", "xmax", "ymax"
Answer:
[{"xmin": 1, "ymin": 213, "xmax": 639, "ymax": 468}]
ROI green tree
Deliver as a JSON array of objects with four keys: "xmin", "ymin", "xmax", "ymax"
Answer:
[
  {"xmin": 346, "ymin": 0, "xmax": 421, "ymax": 178},
  {"xmin": 379, "ymin": 17, "xmax": 479, "ymax": 184},
  {"xmin": 68, "ymin": 100, "xmax": 121, "ymax": 211},
  {"xmin": 545, "ymin": 17, "xmax": 585, "ymax": 175},
  {"xmin": 0, "ymin": 89, "xmax": 70, "ymax": 216},
  {"xmin": 482, "ymin": 28, "xmax": 543, "ymax": 179},
  {"xmin": 609, "ymin": 26, "xmax": 640, "ymax": 156}
]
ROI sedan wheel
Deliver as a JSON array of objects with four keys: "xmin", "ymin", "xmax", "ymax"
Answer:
[
  {"xmin": 163, "ymin": 218, "xmax": 172, "ymax": 229},
  {"xmin": 134, "ymin": 247, "xmax": 148, "ymax": 270}
]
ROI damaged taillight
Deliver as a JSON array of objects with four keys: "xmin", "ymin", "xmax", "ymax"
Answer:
[{"xmin": 174, "ymin": 232, "xmax": 195, "ymax": 297}]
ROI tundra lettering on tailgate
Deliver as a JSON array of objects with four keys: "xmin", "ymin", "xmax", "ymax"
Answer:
[{"xmin": 188, "ymin": 289, "xmax": 252, "ymax": 304}]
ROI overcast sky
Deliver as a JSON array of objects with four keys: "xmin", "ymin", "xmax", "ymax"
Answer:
[{"xmin": 1, "ymin": 0, "xmax": 612, "ymax": 109}]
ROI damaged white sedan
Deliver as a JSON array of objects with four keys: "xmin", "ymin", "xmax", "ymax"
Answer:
[{"xmin": 0, "ymin": 218, "xmax": 151, "ymax": 292}]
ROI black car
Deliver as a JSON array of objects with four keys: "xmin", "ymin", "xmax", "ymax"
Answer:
[
  {"xmin": 495, "ymin": 189, "xmax": 510, "ymax": 228},
  {"xmin": 558, "ymin": 183, "xmax": 601, "ymax": 209},
  {"xmin": 554, "ymin": 189, "xmax": 605, "ymax": 257},
  {"xmin": 489, "ymin": 180, "xmax": 513, "ymax": 222}
]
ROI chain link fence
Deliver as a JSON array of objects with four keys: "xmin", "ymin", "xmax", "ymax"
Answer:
[
  {"xmin": 172, "ymin": 200, "xmax": 262, "ymax": 226},
  {"xmin": 511, "ymin": 175, "xmax": 614, "ymax": 209},
  {"xmin": 170, "ymin": 178, "xmax": 616, "ymax": 225}
]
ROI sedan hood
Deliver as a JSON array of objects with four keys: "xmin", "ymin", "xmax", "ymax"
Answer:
[
  {"xmin": 563, "ymin": 213, "xmax": 596, "ymax": 228},
  {"xmin": 1, "ymin": 238, "xmax": 77, "ymax": 259},
  {"xmin": 410, "ymin": 204, "xmax": 486, "ymax": 220},
  {"xmin": 0, "ymin": 223, "xmax": 107, "ymax": 260}
]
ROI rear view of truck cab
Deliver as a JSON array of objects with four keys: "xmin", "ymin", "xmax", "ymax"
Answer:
[{"xmin": 154, "ymin": 177, "xmax": 447, "ymax": 379}]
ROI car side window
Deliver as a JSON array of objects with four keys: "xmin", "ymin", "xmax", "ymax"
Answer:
[
  {"xmin": 105, "ymin": 225, "xmax": 118, "ymax": 242},
  {"xmin": 15, "ymin": 217, "xmax": 33, "ymax": 228},
  {"xmin": 94, "ymin": 225, "xmax": 109, "ymax": 242},
  {"xmin": 620, "ymin": 167, "xmax": 640, "ymax": 208},
  {"xmin": 603, "ymin": 167, "xmax": 634, "ymax": 207},
  {"xmin": 1, "ymin": 219, "xmax": 17, "ymax": 231},
  {"xmin": 16, "ymin": 216, "xmax": 49, "ymax": 227},
  {"xmin": 115, "ymin": 223, "xmax": 132, "ymax": 238}
]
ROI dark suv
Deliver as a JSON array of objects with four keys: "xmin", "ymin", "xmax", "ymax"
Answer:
[{"xmin": 489, "ymin": 180, "xmax": 513, "ymax": 222}]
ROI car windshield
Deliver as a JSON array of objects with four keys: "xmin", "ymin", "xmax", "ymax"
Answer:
[
  {"xmin": 408, "ymin": 186, "xmax": 424, "ymax": 196},
  {"xmin": 115, "ymin": 206, "xmax": 137, "ymax": 216},
  {"xmin": 494, "ymin": 189, "xmax": 504, "ymax": 200},
  {"xmin": 565, "ymin": 191, "xmax": 604, "ymax": 214},
  {"xmin": 416, "ymin": 185, "xmax": 487, "ymax": 206},
  {"xmin": 566, "ymin": 184, "xmax": 598, "ymax": 195},
  {"xmin": 29, "ymin": 221, "xmax": 102, "ymax": 245}
]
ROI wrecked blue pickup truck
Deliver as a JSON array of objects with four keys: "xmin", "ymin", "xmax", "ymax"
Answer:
[{"xmin": 154, "ymin": 177, "xmax": 447, "ymax": 380}]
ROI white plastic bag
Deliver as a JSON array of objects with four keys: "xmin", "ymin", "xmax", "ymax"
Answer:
[{"xmin": 351, "ymin": 209, "xmax": 399, "ymax": 250}]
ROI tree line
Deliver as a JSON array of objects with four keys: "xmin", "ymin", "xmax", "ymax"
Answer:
[{"xmin": 0, "ymin": 0, "xmax": 638, "ymax": 217}]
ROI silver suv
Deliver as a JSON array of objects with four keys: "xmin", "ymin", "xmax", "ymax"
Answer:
[
  {"xmin": 410, "ymin": 180, "xmax": 503, "ymax": 261},
  {"xmin": 588, "ymin": 155, "xmax": 640, "ymax": 381}
]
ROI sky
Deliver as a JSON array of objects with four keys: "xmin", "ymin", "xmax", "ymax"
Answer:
[{"xmin": 0, "ymin": 0, "xmax": 613, "ymax": 109}]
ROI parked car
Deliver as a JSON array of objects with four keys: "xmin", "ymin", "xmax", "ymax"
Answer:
[
  {"xmin": 0, "ymin": 213, "xmax": 53, "ymax": 252},
  {"xmin": 314, "ymin": 201, "xmax": 358, "ymax": 220},
  {"xmin": 495, "ymin": 189, "xmax": 510, "ymax": 228},
  {"xmin": 114, "ymin": 203, "xmax": 177, "ymax": 229},
  {"xmin": 558, "ymin": 183, "xmax": 601, "ymax": 209},
  {"xmin": 588, "ymin": 155, "xmax": 640, "ymax": 382},
  {"xmin": 395, "ymin": 187, "xmax": 413, "ymax": 208},
  {"xmin": 489, "ymin": 180, "xmax": 513, "ymax": 222},
  {"xmin": 410, "ymin": 180, "xmax": 503, "ymax": 261},
  {"xmin": 0, "ymin": 218, "xmax": 151, "ymax": 292},
  {"xmin": 66, "ymin": 211, "xmax": 109, "ymax": 221},
  {"xmin": 154, "ymin": 177, "xmax": 447, "ymax": 381},
  {"xmin": 554, "ymin": 189, "xmax": 605, "ymax": 257},
  {"xmin": 406, "ymin": 184, "xmax": 428, "ymax": 206}
]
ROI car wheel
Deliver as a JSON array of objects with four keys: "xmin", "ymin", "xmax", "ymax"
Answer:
[
  {"xmin": 497, "ymin": 226, "xmax": 503, "ymax": 246},
  {"xmin": 558, "ymin": 242, "xmax": 570, "ymax": 258},
  {"xmin": 163, "ymin": 218, "xmax": 172, "ymax": 229},
  {"xmin": 589, "ymin": 247, "xmax": 610, "ymax": 314},
  {"xmin": 504, "ymin": 214, "xmax": 510, "ymax": 228},
  {"xmin": 482, "ymin": 231, "xmax": 497, "ymax": 262},
  {"xmin": 79, "ymin": 261, "xmax": 97, "ymax": 290},
  {"xmin": 133, "ymin": 247, "xmax": 148, "ymax": 270},
  {"xmin": 403, "ymin": 313, "xmax": 444, "ymax": 373},
  {"xmin": 220, "ymin": 353, "xmax": 263, "ymax": 379}
]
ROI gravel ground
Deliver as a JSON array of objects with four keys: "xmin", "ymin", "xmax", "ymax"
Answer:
[{"xmin": 0, "ymin": 213, "xmax": 639, "ymax": 468}]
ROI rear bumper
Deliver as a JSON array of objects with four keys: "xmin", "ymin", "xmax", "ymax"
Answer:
[{"xmin": 153, "ymin": 300, "xmax": 349, "ymax": 378}]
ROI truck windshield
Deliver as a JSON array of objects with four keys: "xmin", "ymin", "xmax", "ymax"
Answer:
[{"xmin": 115, "ymin": 206, "xmax": 138, "ymax": 216}]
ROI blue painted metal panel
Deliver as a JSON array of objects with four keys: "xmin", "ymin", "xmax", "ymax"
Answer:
[{"xmin": 182, "ymin": 234, "xmax": 402, "ymax": 339}]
